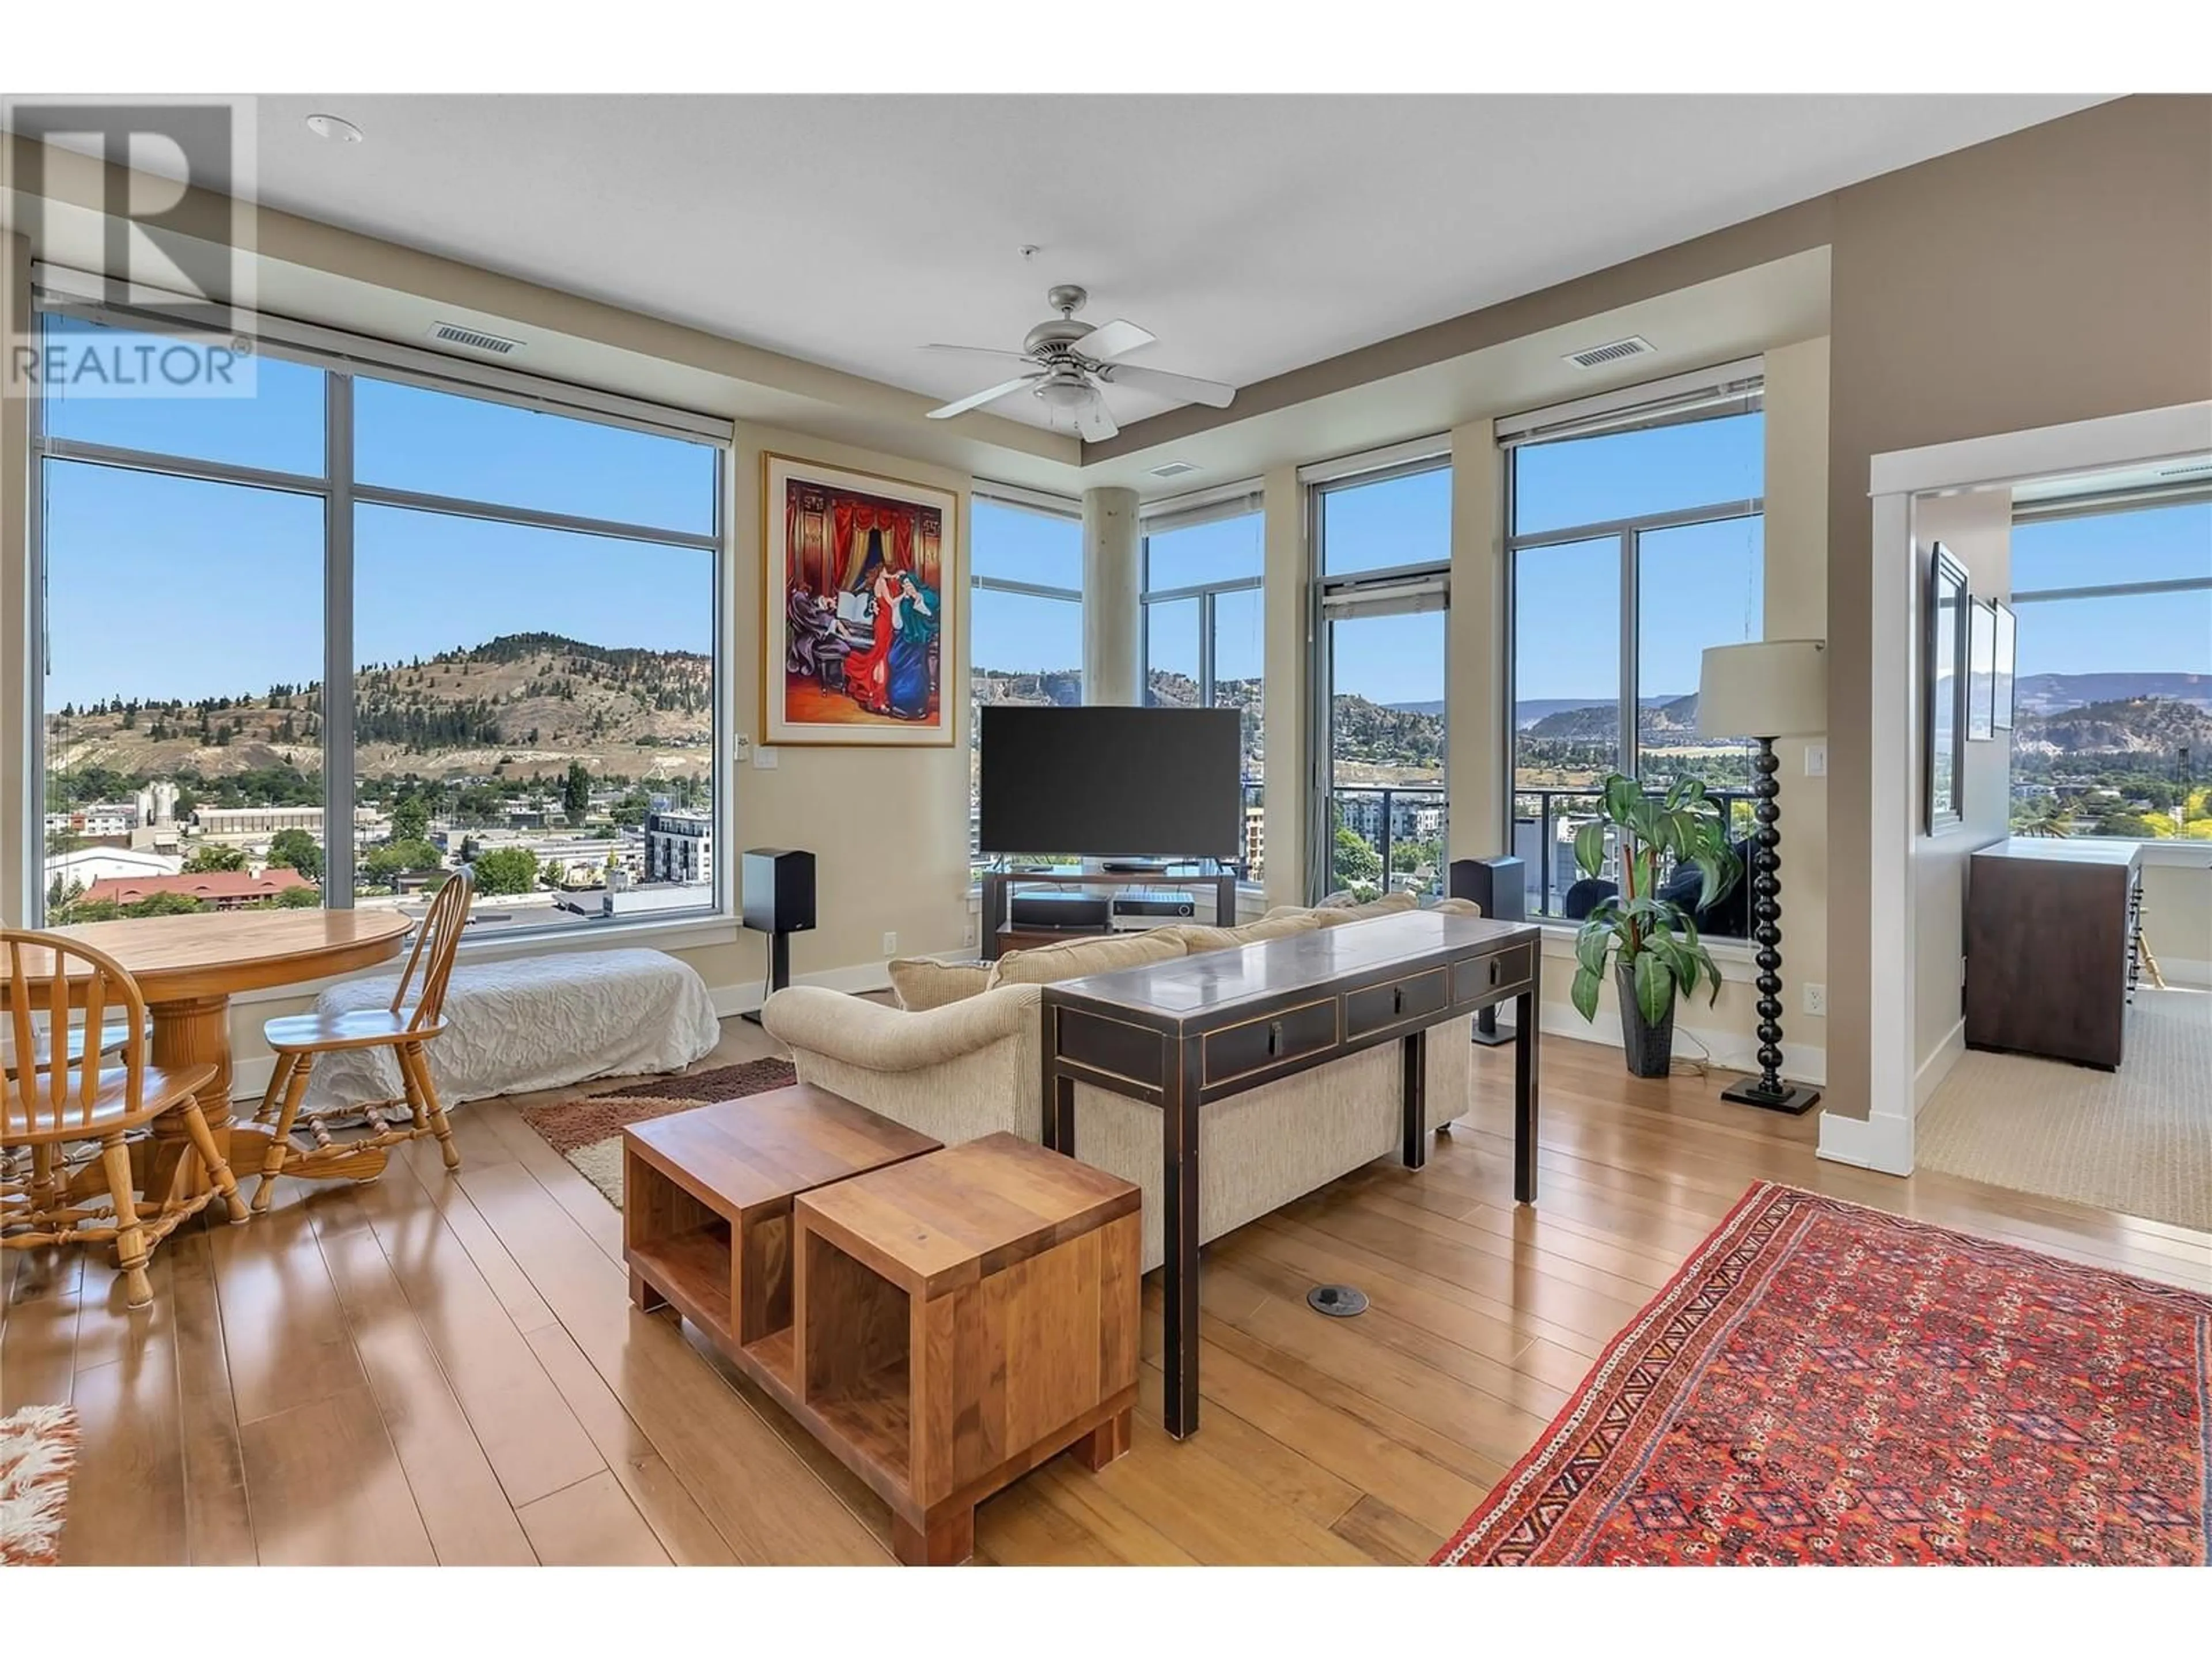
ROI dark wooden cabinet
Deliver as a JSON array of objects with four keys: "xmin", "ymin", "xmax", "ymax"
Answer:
[{"xmin": 1964, "ymin": 839, "xmax": 2143, "ymax": 1070}]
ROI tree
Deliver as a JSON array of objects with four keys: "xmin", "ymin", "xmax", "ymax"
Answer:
[
  {"xmin": 123, "ymin": 891, "xmax": 207, "ymax": 917},
  {"xmin": 389, "ymin": 793, "xmax": 431, "ymax": 844},
  {"xmin": 183, "ymin": 842, "xmax": 246, "ymax": 873},
  {"xmin": 473, "ymin": 846, "xmax": 539, "ymax": 895},
  {"xmin": 275, "ymin": 883, "xmax": 323, "ymax": 908},
  {"xmin": 609, "ymin": 788, "xmax": 653, "ymax": 829},
  {"xmin": 266, "ymin": 827, "xmax": 323, "ymax": 881},
  {"xmin": 362, "ymin": 838, "xmax": 444, "ymax": 882},
  {"xmin": 1332, "ymin": 824, "xmax": 1381, "ymax": 892},
  {"xmin": 563, "ymin": 761, "xmax": 592, "ymax": 824}
]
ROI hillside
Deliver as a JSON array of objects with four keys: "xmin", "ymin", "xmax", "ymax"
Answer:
[
  {"xmin": 2013, "ymin": 695, "xmax": 2212, "ymax": 759},
  {"xmin": 46, "ymin": 632, "xmax": 713, "ymax": 793},
  {"xmin": 2013, "ymin": 672, "xmax": 2212, "ymax": 717}
]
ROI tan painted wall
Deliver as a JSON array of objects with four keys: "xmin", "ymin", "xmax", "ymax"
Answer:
[
  {"xmin": 1824, "ymin": 94, "xmax": 2212, "ymax": 1120},
  {"xmin": 1906, "ymin": 488, "xmax": 2013, "ymax": 1085},
  {"xmin": 1446, "ymin": 420, "xmax": 1504, "ymax": 865},
  {"xmin": 2141, "ymin": 863, "xmax": 2212, "ymax": 980},
  {"xmin": 1, "ymin": 232, "xmax": 26, "ymax": 928},
  {"xmin": 1260, "ymin": 464, "xmax": 1308, "ymax": 910}
]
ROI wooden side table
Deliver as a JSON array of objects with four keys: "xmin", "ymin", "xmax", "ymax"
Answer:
[
  {"xmin": 796, "ymin": 1132, "xmax": 1140, "ymax": 1565},
  {"xmin": 623, "ymin": 1085, "xmax": 940, "ymax": 1350}
]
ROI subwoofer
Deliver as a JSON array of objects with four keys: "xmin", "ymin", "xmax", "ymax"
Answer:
[
  {"xmin": 741, "ymin": 849, "xmax": 815, "ymax": 1024},
  {"xmin": 1449, "ymin": 857, "xmax": 1524, "ymax": 1047}
]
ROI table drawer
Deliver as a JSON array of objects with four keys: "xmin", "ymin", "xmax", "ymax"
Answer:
[
  {"xmin": 1343, "ymin": 967, "xmax": 1450, "ymax": 1040},
  {"xmin": 1455, "ymin": 942, "xmax": 1535, "ymax": 1006},
  {"xmin": 1203, "ymin": 998, "xmax": 1338, "ymax": 1087}
]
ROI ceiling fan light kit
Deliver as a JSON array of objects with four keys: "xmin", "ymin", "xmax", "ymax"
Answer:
[{"xmin": 924, "ymin": 285, "xmax": 1234, "ymax": 437}]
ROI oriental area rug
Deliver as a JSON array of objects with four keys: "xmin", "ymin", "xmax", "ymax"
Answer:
[
  {"xmin": 518, "ymin": 1059, "xmax": 798, "ymax": 1208},
  {"xmin": 1434, "ymin": 1183, "xmax": 2211, "ymax": 1566}
]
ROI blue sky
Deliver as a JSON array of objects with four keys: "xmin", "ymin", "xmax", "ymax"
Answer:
[{"xmin": 42, "ymin": 312, "xmax": 2210, "ymax": 712}]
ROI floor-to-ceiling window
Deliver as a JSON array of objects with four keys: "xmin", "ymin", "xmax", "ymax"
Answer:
[
  {"xmin": 34, "ymin": 308, "xmax": 727, "ymax": 937},
  {"xmin": 969, "ymin": 489, "xmax": 1084, "ymax": 872},
  {"xmin": 1503, "ymin": 363, "xmax": 1765, "ymax": 924},
  {"xmin": 1308, "ymin": 449, "xmax": 1450, "ymax": 901},
  {"xmin": 2006, "ymin": 488, "xmax": 2212, "ymax": 840},
  {"xmin": 1140, "ymin": 487, "xmax": 1264, "ymax": 881}
]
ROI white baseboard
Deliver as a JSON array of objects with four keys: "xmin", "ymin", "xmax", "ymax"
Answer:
[
  {"xmin": 2153, "ymin": 956, "xmax": 2211, "ymax": 989},
  {"xmin": 710, "ymin": 958, "xmax": 902, "ymax": 1019},
  {"xmin": 1537, "ymin": 1002, "xmax": 1827, "ymax": 1089},
  {"xmin": 1817, "ymin": 1107, "xmax": 1913, "ymax": 1177},
  {"xmin": 1914, "ymin": 1017, "xmax": 1966, "ymax": 1114}
]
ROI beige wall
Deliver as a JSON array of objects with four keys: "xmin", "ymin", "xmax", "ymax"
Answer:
[
  {"xmin": 1824, "ymin": 94, "xmax": 2212, "ymax": 1120},
  {"xmin": 1260, "ymin": 464, "xmax": 1307, "ymax": 910},
  {"xmin": 1, "ymin": 231, "xmax": 26, "ymax": 928},
  {"xmin": 2141, "ymin": 863, "xmax": 2212, "ymax": 980},
  {"xmin": 1446, "ymin": 419, "xmax": 1505, "ymax": 865},
  {"xmin": 1906, "ymin": 488, "xmax": 2013, "ymax": 1086}
]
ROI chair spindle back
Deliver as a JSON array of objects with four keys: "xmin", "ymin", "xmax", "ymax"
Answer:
[
  {"xmin": 2, "ymin": 930, "xmax": 149, "ymax": 1135},
  {"xmin": 388, "ymin": 865, "xmax": 476, "ymax": 1032}
]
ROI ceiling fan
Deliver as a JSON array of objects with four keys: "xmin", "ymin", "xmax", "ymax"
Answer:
[{"xmin": 922, "ymin": 285, "xmax": 1234, "ymax": 441}]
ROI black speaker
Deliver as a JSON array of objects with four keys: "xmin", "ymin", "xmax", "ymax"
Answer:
[
  {"xmin": 1449, "ymin": 857, "xmax": 1525, "ymax": 1046},
  {"xmin": 742, "ymin": 848, "xmax": 816, "ymax": 935},
  {"xmin": 1449, "ymin": 855, "xmax": 1526, "ymax": 923},
  {"xmin": 740, "ymin": 849, "xmax": 815, "ymax": 1024}
]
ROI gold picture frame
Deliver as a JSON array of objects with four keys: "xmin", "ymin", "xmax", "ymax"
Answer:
[{"xmin": 761, "ymin": 453, "xmax": 959, "ymax": 748}]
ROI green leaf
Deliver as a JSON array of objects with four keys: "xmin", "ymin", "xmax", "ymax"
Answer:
[
  {"xmin": 1632, "ymin": 950, "xmax": 1673, "ymax": 1029},
  {"xmin": 1574, "ymin": 923, "xmax": 1612, "ymax": 978},
  {"xmin": 1573, "ymin": 819, "xmax": 1606, "ymax": 879},
  {"xmin": 1695, "ymin": 944, "xmax": 1726, "ymax": 1006},
  {"xmin": 1569, "ymin": 966, "xmax": 1601, "ymax": 1023}
]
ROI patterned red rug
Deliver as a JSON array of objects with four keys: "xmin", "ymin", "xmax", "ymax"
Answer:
[
  {"xmin": 1434, "ymin": 1182, "xmax": 2211, "ymax": 1566},
  {"xmin": 517, "ymin": 1059, "xmax": 798, "ymax": 1209}
]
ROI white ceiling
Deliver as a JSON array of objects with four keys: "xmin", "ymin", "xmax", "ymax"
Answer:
[{"xmin": 231, "ymin": 96, "xmax": 2104, "ymax": 439}]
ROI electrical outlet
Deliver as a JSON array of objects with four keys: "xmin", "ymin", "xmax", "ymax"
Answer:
[
  {"xmin": 1804, "ymin": 743, "xmax": 1827, "ymax": 778},
  {"xmin": 962, "ymin": 920, "xmax": 977, "ymax": 947},
  {"xmin": 882, "ymin": 931, "xmax": 898, "ymax": 956},
  {"xmin": 1802, "ymin": 981, "xmax": 1827, "ymax": 1017},
  {"xmin": 752, "ymin": 747, "xmax": 779, "ymax": 770}
]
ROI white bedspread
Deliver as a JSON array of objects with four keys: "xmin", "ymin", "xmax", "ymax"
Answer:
[{"xmin": 298, "ymin": 948, "xmax": 722, "ymax": 1113}]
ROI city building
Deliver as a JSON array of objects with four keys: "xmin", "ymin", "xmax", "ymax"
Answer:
[
  {"xmin": 643, "ymin": 809, "xmax": 713, "ymax": 885},
  {"xmin": 44, "ymin": 844, "xmax": 183, "ymax": 893},
  {"xmin": 79, "ymin": 868, "xmax": 316, "ymax": 911}
]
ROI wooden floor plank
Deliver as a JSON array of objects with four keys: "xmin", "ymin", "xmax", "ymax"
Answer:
[
  {"xmin": 1, "ymin": 1247, "xmax": 83, "ymax": 1414},
  {"xmin": 237, "ymin": 1385, "xmax": 437, "ymax": 1566},
  {"xmin": 168, "ymin": 1228, "xmax": 257, "ymax": 1565},
  {"xmin": 516, "ymin": 1469, "xmax": 671, "ymax": 1567},
  {"xmin": 60, "ymin": 1252, "xmax": 186, "ymax": 1565},
  {"xmin": 208, "ymin": 1196, "xmax": 368, "ymax": 1426},
  {"xmin": 388, "ymin": 1134, "xmax": 558, "ymax": 1333},
  {"xmin": 1332, "ymin": 1493, "xmax": 1445, "ymax": 1565}
]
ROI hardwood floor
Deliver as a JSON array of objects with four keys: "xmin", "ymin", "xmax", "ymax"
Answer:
[{"xmin": 9, "ymin": 1021, "xmax": 2208, "ymax": 1566}]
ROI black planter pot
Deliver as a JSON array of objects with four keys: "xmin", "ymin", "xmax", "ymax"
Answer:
[{"xmin": 1615, "ymin": 961, "xmax": 1677, "ymax": 1079}]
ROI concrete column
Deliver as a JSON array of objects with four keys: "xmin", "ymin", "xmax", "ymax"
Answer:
[
  {"xmin": 1260, "ymin": 465, "xmax": 1306, "ymax": 908},
  {"xmin": 1081, "ymin": 486, "xmax": 1141, "ymax": 706},
  {"xmin": 1, "ymin": 232, "xmax": 31, "ymax": 925},
  {"xmin": 1447, "ymin": 419, "xmax": 1506, "ymax": 863}
]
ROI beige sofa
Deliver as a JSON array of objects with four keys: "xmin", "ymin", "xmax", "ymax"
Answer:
[{"xmin": 761, "ymin": 891, "xmax": 1479, "ymax": 1270}]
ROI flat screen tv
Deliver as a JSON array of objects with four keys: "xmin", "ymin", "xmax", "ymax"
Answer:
[{"xmin": 979, "ymin": 706, "xmax": 1243, "ymax": 861}]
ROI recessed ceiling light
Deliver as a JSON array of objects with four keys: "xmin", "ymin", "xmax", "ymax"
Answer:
[{"xmin": 305, "ymin": 113, "xmax": 363, "ymax": 144}]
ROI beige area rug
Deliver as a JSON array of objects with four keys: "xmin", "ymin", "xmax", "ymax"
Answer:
[
  {"xmin": 0, "ymin": 1403, "xmax": 79, "ymax": 1567},
  {"xmin": 1916, "ymin": 986, "xmax": 2212, "ymax": 1230},
  {"xmin": 517, "ymin": 1059, "xmax": 797, "ymax": 1209}
]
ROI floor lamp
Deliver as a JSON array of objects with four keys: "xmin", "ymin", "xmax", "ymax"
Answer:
[{"xmin": 1696, "ymin": 640, "xmax": 1827, "ymax": 1115}]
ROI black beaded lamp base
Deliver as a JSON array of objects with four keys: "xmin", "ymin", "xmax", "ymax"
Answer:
[
  {"xmin": 1720, "ymin": 1076, "xmax": 1821, "ymax": 1115},
  {"xmin": 1723, "ymin": 736, "xmax": 1821, "ymax": 1118}
]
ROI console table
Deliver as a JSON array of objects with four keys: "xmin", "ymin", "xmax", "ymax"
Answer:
[
  {"xmin": 1039, "ymin": 908, "xmax": 1542, "ymax": 1438},
  {"xmin": 979, "ymin": 867, "xmax": 1236, "ymax": 959}
]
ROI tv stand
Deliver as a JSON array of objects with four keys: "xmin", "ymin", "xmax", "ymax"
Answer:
[
  {"xmin": 1099, "ymin": 859, "xmax": 1169, "ymax": 876},
  {"xmin": 980, "ymin": 868, "xmax": 1237, "ymax": 961}
]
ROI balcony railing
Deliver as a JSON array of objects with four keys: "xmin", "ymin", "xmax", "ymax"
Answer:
[
  {"xmin": 1327, "ymin": 785, "xmax": 1447, "ymax": 899},
  {"xmin": 1513, "ymin": 786, "xmax": 1757, "ymax": 934}
]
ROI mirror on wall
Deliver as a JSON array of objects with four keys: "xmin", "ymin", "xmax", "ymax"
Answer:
[{"xmin": 1926, "ymin": 543, "xmax": 1968, "ymax": 832}]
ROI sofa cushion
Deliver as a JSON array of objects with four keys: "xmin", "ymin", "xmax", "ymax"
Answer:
[
  {"xmin": 986, "ymin": 927, "xmax": 1188, "ymax": 988},
  {"xmin": 1159, "ymin": 912, "xmax": 1325, "ymax": 955},
  {"xmin": 1268, "ymin": 891, "xmax": 1420, "ymax": 928},
  {"xmin": 887, "ymin": 956, "xmax": 993, "ymax": 1011}
]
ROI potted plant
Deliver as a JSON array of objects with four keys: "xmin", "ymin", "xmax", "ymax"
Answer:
[{"xmin": 1568, "ymin": 774, "xmax": 1739, "ymax": 1078}]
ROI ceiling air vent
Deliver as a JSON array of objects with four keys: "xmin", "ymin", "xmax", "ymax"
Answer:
[
  {"xmin": 1563, "ymin": 335, "xmax": 1654, "ymax": 370},
  {"xmin": 429, "ymin": 321, "xmax": 522, "ymax": 356},
  {"xmin": 1147, "ymin": 460, "xmax": 1200, "ymax": 479}
]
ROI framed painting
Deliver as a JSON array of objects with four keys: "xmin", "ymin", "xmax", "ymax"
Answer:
[
  {"xmin": 1925, "ymin": 543, "xmax": 1968, "ymax": 833},
  {"xmin": 762, "ymin": 454, "xmax": 959, "ymax": 747},
  {"xmin": 1966, "ymin": 596, "xmax": 1997, "ymax": 743},
  {"xmin": 1991, "ymin": 600, "xmax": 2017, "ymax": 730}
]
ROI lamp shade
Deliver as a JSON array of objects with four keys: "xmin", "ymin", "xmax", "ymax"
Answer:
[{"xmin": 1697, "ymin": 639, "xmax": 1827, "ymax": 740}]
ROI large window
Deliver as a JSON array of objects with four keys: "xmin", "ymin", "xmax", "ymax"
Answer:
[
  {"xmin": 1310, "ymin": 459, "xmax": 1450, "ymax": 900},
  {"xmin": 1505, "ymin": 368, "xmax": 1764, "ymax": 922},
  {"xmin": 970, "ymin": 493, "xmax": 1083, "ymax": 868},
  {"xmin": 1141, "ymin": 493, "xmax": 1264, "ymax": 880},
  {"xmin": 35, "ymin": 310, "xmax": 726, "ymax": 938},
  {"xmin": 2006, "ymin": 495, "xmax": 2212, "ymax": 841}
]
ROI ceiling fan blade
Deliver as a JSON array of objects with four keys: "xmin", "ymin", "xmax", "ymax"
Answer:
[
  {"xmin": 926, "ymin": 374, "xmax": 1042, "ymax": 420},
  {"xmin": 1101, "ymin": 363, "xmax": 1236, "ymax": 409},
  {"xmin": 1072, "ymin": 390, "xmax": 1120, "ymax": 443},
  {"xmin": 1075, "ymin": 319, "xmax": 1157, "ymax": 362},
  {"xmin": 921, "ymin": 343, "xmax": 1037, "ymax": 363}
]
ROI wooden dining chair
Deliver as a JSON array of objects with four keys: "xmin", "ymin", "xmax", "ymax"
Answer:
[
  {"xmin": 251, "ymin": 867, "xmax": 475, "ymax": 1211},
  {"xmin": 2, "ymin": 931, "xmax": 249, "ymax": 1310}
]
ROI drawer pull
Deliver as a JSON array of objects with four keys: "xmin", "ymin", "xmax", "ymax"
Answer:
[
  {"xmin": 1267, "ymin": 1020, "xmax": 1285, "ymax": 1056},
  {"xmin": 1488, "ymin": 957, "xmax": 1501, "ymax": 986},
  {"xmin": 1392, "ymin": 984, "xmax": 1404, "ymax": 1014}
]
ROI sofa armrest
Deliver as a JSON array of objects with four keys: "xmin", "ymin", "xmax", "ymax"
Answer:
[{"xmin": 761, "ymin": 983, "xmax": 1042, "ymax": 1070}]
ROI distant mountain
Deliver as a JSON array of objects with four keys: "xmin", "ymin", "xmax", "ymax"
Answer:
[
  {"xmin": 1512, "ymin": 693, "xmax": 1695, "ymax": 730},
  {"xmin": 1386, "ymin": 700, "xmax": 1446, "ymax": 717},
  {"xmin": 2014, "ymin": 672, "xmax": 2212, "ymax": 717},
  {"xmin": 1522, "ymin": 694, "xmax": 1701, "ymax": 740},
  {"xmin": 2013, "ymin": 696, "xmax": 2212, "ymax": 759}
]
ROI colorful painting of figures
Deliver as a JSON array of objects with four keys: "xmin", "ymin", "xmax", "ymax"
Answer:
[{"xmin": 762, "ymin": 456, "xmax": 957, "ymax": 747}]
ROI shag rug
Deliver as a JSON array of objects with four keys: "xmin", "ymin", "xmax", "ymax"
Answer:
[
  {"xmin": 518, "ymin": 1059, "xmax": 798, "ymax": 1207},
  {"xmin": 1434, "ymin": 1182, "xmax": 2212, "ymax": 1566},
  {"xmin": 0, "ymin": 1404, "xmax": 80, "ymax": 1567}
]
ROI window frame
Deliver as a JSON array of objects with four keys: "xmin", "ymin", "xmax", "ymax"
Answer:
[{"xmin": 27, "ymin": 298, "xmax": 733, "ymax": 941}]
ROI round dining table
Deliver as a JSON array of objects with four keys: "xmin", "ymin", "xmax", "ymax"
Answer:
[{"xmin": 15, "ymin": 909, "xmax": 412, "ymax": 1205}]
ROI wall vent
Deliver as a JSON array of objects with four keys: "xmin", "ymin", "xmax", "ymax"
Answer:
[
  {"xmin": 429, "ymin": 321, "xmax": 523, "ymax": 355},
  {"xmin": 1147, "ymin": 460, "xmax": 1200, "ymax": 479},
  {"xmin": 1563, "ymin": 335, "xmax": 1654, "ymax": 370}
]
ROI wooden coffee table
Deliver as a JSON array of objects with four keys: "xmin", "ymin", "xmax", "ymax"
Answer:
[{"xmin": 624, "ymin": 1090, "xmax": 1139, "ymax": 1567}]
